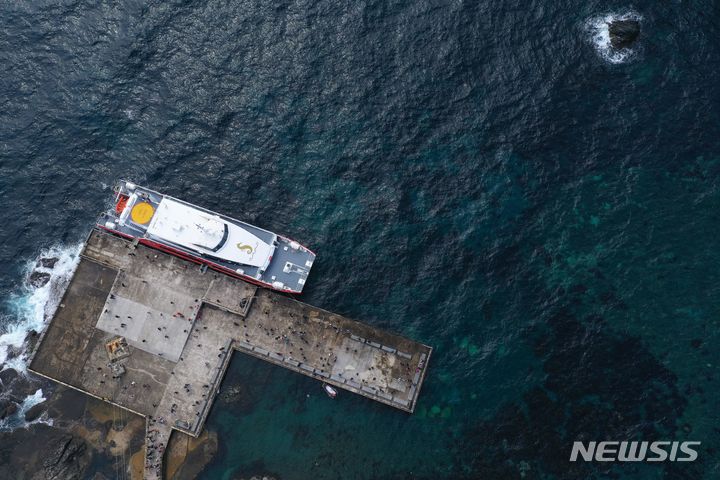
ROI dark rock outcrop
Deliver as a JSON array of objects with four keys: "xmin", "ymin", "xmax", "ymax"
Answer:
[
  {"xmin": 42, "ymin": 435, "xmax": 87, "ymax": 480},
  {"xmin": 7, "ymin": 374, "xmax": 43, "ymax": 401},
  {"xmin": 0, "ymin": 399, "xmax": 19, "ymax": 419},
  {"xmin": 36, "ymin": 257, "xmax": 59, "ymax": 269},
  {"xmin": 609, "ymin": 19, "xmax": 640, "ymax": 49},
  {"xmin": 4, "ymin": 344, "xmax": 24, "ymax": 362},
  {"xmin": 25, "ymin": 330, "xmax": 40, "ymax": 355},
  {"xmin": 0, "ymin": 389, "xmax": 121, "ymax": 480},
  {"xmin": 0, "ymin": 368, "xmax": 19, "ymax": 386},
  {"xmin": 24, "ymin": 403, "xmax": 45, "ymax": 422},
  {"xmin": 28, "ymin": 271, "xmax": 51, "ymax": 288}
]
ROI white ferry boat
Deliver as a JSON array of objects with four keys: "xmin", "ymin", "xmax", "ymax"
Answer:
[{"xmin": 98, "ymin": 181, "xmax": 315, "ymax": 294}]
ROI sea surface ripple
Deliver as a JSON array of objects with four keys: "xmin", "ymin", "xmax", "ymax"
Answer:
[{"xmin": 1, "ymin": 1, "xmax": 719, "ymax": 479}]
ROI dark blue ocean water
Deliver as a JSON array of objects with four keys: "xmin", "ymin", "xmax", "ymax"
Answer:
[{"xmin": 1, "ymin": 1, "xmax": 720, "ymax": 479}]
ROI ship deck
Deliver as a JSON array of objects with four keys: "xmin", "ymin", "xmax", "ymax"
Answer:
[
  {"xmin": 28, "ymin": 229, "xmax": 431, "ymax": 479},
  {"xmin": 98, "ymin": 183, "xmax": 315, "ymax": 293}
]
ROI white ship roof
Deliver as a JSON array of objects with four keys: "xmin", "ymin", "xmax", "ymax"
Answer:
[{"xmin": 146, "ymin": 198, "xmax": 274, "ymax": 268}]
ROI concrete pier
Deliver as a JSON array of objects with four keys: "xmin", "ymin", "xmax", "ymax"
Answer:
[{"xmin": 29, "ymin": 229, "xmax": 431, "ymax": 479}]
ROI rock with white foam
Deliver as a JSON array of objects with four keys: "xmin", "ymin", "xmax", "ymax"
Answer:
[
  {"xmin": 609, "ymin": 19, "xmax": 640, "ymax": 49},
  {"xmin": 36, "ymin": 257, "xmax": 59, "ymax": 269},
  {"xmin": 28, "ymin": 271, "xmax": 51, "ymax": 288},
  {"xmin": 4, "ymin": 344, "xmax": 24, "ymax": 362},
  {"xmin": 586, "ymin": 12, "xmax": 642, "ymax": 64},
  {"xmin": 7, "ymin": 375, "xmax": 43, "ymax": 402}
]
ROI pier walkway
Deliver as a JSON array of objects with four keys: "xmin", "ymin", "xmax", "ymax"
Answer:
[{"xmin": 29, "ymin": 229, "xmax": 432, "ymax": 479}]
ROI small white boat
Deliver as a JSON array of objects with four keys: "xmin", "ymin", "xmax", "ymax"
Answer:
[{"xmin": 323, "ymin": 384, "xmax": 337, "ymax": 398}]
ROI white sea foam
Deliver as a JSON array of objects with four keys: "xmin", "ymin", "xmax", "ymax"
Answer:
[
  {"xmin": 0, "ymin": 244, "xmax": 81, "ymax": 431},
  {"xmin": 586, "ymin": 11, "xmax": 642, "ymax": 64},
  {"xmin": 0, "ymin": 243, "xmax": 82, "ymax": 373},
  {"xmin": 0, "ymin": 388, "xmax": 53, "ymax": 431}
]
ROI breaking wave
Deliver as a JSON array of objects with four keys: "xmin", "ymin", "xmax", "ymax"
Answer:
[
  {"xmin": 585, "ymin": 11, "xmax": 642, "ymax": 64},
  {"xmin": 0, "ymin": 244, "xmax": 81, "ymax": 431},
  {"xmin": 0, "ymin": 243, "xmax": 82, "ymax": 372},
  {"xmin": 0, "ymin": 389, "xmax": 52, "ymax": 432}
]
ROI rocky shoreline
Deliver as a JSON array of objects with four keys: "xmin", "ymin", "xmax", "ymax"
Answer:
[
  {"xmin": 0, "ymin": 255, "xmax": 221, "ymax": 479},
  {"xmin": 1, "ymin": 254, "xmax": 312, "ymax": 479},
  {"xmin": 0, "ymin": 379, "xmax": 220, "ymax": 479},
  {"xmin": 0, "ymin": 383, "xmax": 95, "ymax": 480}
]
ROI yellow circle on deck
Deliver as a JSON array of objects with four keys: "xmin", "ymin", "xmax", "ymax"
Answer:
[{"xmin": 131, "ymin": 202, "xmax": 155, "ymax": 224}]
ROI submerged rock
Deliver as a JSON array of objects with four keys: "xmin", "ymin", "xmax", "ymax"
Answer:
[
  {"xmin": 609, "ymin": 19, "xmax": 640, "ymax": 49},
  {"xmin": 219, "ymin": 385, "xmax": 243, "ymax": 402},
  {"xmin": 166, "ymin": 430, "xmax": 218, "ymax": 480},
  {"xmin": 36, "ymin": 257, "xmax": 59, "ymax": 269},
  {"xmin": 28, "ymin": 271, "xmax": 51, "ymax": 288},
  {"xmin": 233, "ymin": 476, "xmax": 278, "ymax": 480}
]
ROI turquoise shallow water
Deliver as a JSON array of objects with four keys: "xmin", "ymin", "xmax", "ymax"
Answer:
[{"xmin": 1, "ymin": 0, "xmax": 720, "ymax": 478}]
